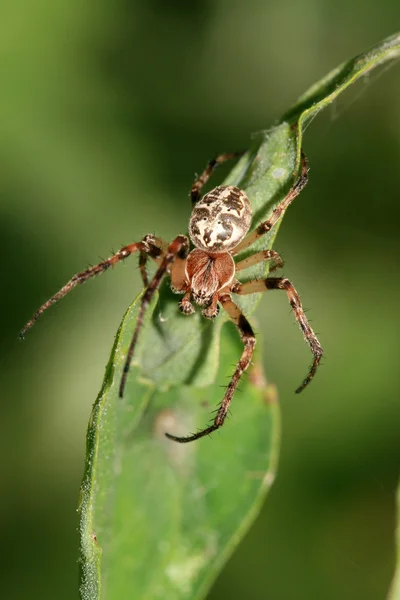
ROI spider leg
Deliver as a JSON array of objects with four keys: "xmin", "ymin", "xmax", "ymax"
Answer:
[
  {"xmin": 20, "ymin": 236, "xmax": 167, "ymax": 338},
  {"xmin": 119, "ymin": 235, "xmax": 190, "ymax": 398},
  {"xmin": 191, "ymin": 151, "xmax": 244, "ymax": 206},
  {"xmin": 232, "ymin": 152, "xmax": 309, "ymax": 256},
  {"xmin": 165, "ymin": 293, "xmax": 256, "ymax": 443},
  {"xmin": 201, "ymin": 292, "xmax": 220, "ymax": 319},
  {"xmin": 138, "ymin": 235, "xmax": 169, "ymax": 287},
  {"xmin": 235, "ymin": 248, "xmax": 284, "ymax": 273},
  {"xmin": 178, "ymin": 291, "xmax": 195, "ymax": 315},
  {"xmin": 234, "ymin": 277, "xmax": 323, "ymax": 392},
  {"xmin": 138, "ymin": 252, "xmax": 149, "ymax": 286}
]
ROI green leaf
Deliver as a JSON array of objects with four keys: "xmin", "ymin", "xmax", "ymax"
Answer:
[
  {"xmin": 80, "ymin": 306, "xmax": 279, "ymax": 600},
  {"xmin": 79, "ymin": 32, "xmax": 400, "ymax": 600},
  {"xmin": 388, "ymin": 481, "xmax": 400, "ymax": 600}
]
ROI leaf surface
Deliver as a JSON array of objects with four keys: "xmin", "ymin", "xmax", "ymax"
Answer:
[{"xmin": 388, "ymin": 482, "xmax": 400, "ymax": 600}]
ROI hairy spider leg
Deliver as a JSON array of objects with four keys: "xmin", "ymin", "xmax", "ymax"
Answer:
[
  {"xmin": 191, "ymin": 151, "xmax": 244, "ymax": 206},
  {"xmin": 20, "ymin": 236, "xmax": 166, "ymax": 338},
  {"xmin": 165, "ymin": 293, "xmax": 256, "ymax": 443},
  {"xmin": 138, "ymin": 252, "xmax": 150, "ymax": 286},
  {"xmin": 232, "ymin": 152, "xmax": 309, "ymax": 256},
  {"xmin": 119, "ymin": 235, "xmax": 190, "ymax": 398},
  {"xmin": 235, "ymin": 248, "xmax": 284, "ymax": 273},
  {"xmin": 234, "ymin": 277, "xmax": 323, "ymax": 392},
  {"xmin": 138, "ymin": 236, "xmax": 169, "ymax": 286}
]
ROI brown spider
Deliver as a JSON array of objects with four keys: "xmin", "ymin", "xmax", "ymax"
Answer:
[{"xmin": 20, "ymin": 151, "xmax": 323, "ymax": 443}]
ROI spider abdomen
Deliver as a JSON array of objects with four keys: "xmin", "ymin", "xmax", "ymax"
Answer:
[
  {"xmin": 185, "ymin": 248, "xmax": 235, "ymax": 305},
  {"xmin": 189, "ymin": 185, "xmax": 252, "ymax": 253}
]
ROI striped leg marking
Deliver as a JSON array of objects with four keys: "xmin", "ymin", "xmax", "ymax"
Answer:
[
  {"xmin": 119, "ymin": 235, "xmax": 190, "ymax": 398},
  {"xmin": 234, "ymin": 276, "xmax": 323, "ymax": 392},
  {"xmin": 191, "ymin": 152, "xmax": 244, "ymax": 206},
  {"xmin": 235, "ymin": 248, "xmax": 284, "ymax": 273},
  {"xmin": 20, "ymin": 235, "xmax": 166, "ymax": 338},
  {"xmin": 165, "ymin": 293, "xmax": 256, "ymax": 443},
  {"xmin": 232, "ymin": 152, "xmax": 309, "ymax": 256},
  {"xmin": 138, "ymin": 235, "xmax": 169, "ymax": 287}
]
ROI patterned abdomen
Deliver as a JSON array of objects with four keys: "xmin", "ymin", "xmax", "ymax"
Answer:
[{"xmin": 189, "ymin": 185, "xmax": 252, "ymax": 252}]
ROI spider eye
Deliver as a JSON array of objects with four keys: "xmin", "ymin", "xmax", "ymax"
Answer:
[{"xmin": 203, "ymin": 217, "xmax": 207, "ymax": 221}]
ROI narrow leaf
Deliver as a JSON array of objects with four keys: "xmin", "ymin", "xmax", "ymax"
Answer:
[
  {"xmin": 388, "ymin": 481, "xmax": 400, "ymax": 600},
  {"xmin": 79, "ymin": 31, "xmax": 400, "ymax": 600},
  {"xmin": 80, "ymin": 303, "xmax": 279, "ymax": 600}
]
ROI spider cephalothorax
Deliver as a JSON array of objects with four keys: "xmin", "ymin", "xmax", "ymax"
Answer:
[
  {"xmin": 182, "ymin": 249, "xmax": 235, "ymax": 310},
  {"xmin": 21, "ymin": 151, "xmax": 323, "ymax": 443}
]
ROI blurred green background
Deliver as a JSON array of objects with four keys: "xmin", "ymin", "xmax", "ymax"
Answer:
[{"xmin": 2, "ymin": 2, "xmax": 400, "ymax": 599}]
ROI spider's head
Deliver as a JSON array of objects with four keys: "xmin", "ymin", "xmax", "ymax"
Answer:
[{"xmin": 189, "ymin": 185, "xmax": 252, "ymax": 253}]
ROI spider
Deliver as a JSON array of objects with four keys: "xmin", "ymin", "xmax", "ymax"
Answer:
[{"xmin": 20, "ymin": 151, "xmax": 323, "ymax": 443}]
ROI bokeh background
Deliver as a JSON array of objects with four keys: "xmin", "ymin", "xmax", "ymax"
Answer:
[{"xmin": 1, "ymin": 2, "xmax": 400, "ymax": 599}]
